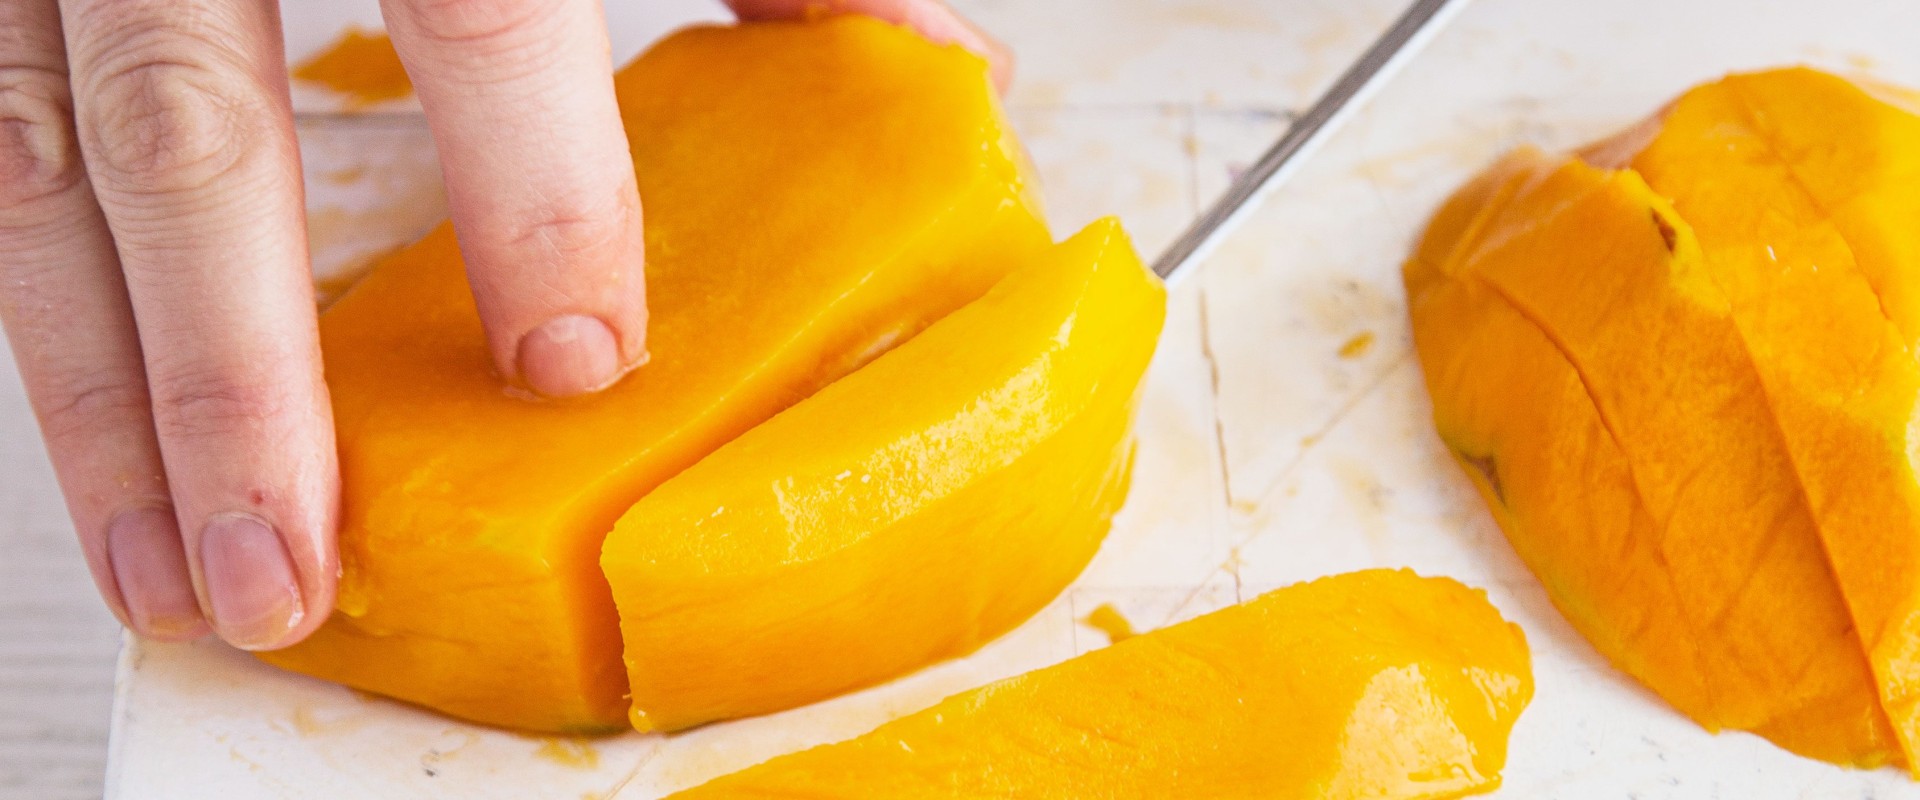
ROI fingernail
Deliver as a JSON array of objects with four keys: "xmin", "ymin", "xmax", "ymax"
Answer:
[
  {"xmin": 517, "ymin": 315, "xmax": 625, "ymax": 398},
  {"xmin": 105, "ymin": 507, "xmax": 208, "ymax": 641},
  {"xmin": 199, "ymin": 513, "xmax": 304, "ymax": 651}
]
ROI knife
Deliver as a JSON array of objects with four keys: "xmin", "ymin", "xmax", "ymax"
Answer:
[{"xmin": 1152, "ymin": 0, "xmax": 1467, "ymax": 283}]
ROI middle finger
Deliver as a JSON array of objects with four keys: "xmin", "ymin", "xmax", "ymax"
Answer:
[{"xmin": 60, "ymin": 0, "xmax": 338, "ymax": 649}]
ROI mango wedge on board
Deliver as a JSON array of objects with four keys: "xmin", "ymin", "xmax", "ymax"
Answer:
[
  {"xmin": 260, "ymin": 17, "xmax": 1048, "ymax": 733},
  {"xmin": 605, "ymin": 219, "xmax": 1165, "ymax": 731},
  {"xmin": 1407, "ymin": 67, "xmax": 1920, "ymax": 768},
  {"xmin": 666, "ymin": 569, "xmax": 1532, "ymax": 799}
]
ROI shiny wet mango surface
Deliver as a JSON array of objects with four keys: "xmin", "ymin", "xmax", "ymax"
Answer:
[
  {"xmin": 604, "ymin": 219, "xmax": 1164, "ymax": 732},
  {"xmin": 668, "ymin": 569, "xmax": 1532, "ymax": 799}
]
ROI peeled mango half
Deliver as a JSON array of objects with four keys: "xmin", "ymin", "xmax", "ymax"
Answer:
[
  {"xmin": 261, "ymin": 17, "xmax": 1084, "ymax": 733},
  {"xmin": 1408, "ymin": 67, "xmax": 1920, "ymax": 769}
]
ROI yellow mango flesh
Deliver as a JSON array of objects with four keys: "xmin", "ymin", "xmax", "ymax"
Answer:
[
  {"xmin": 666, "ymin": 569, "xmax": 1532, "ymax": 799},
  {"xmin": 603, "ymin": 220, "xmax": 1164, "ymax": 731},
  {"xmin": 259, "ymin": 17, "xmax": 1047, "ymax": 733},
  {"xmin": 1408, "ymin": 67, "xmax": 1920, "ymax": 767}
]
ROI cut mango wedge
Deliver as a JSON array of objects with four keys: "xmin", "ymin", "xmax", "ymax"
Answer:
[
  {"xmin": 1408, "ymin": 67, "xmax": 1920, "ymax": 768},
  {"xmin": 260, "ymin": 17, "xmax": 1048, "ymax": 733},
  {"xmin": 604, "ymin": 219, "xmax": 1165, "ymax": 731},
  {"xmin": 667, "ymin": 569, "xmax": 1532, "ymax": 799}
]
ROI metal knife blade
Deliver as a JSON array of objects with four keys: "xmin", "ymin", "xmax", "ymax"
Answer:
[{"xmin": 1152, "ymin": 0, "xmax": 1467, "ymax": 283}]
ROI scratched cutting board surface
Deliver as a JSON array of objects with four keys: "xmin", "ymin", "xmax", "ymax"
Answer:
[{"xmin": 41, "ymin": 0, "xmax": 1920, "ymax": 797}]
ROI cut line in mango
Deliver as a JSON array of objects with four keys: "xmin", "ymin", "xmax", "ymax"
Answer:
[{"xmin": 605, "ymin": 218, "xmax": 1164, "ymax": 731}]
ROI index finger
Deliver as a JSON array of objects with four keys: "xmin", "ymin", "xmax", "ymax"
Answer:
[{"xmin": 380, "ymin": 0, "xmax": 648, "ymax": 398}]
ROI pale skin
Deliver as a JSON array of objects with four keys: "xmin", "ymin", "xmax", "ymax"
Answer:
[{"xmin": 0, "ymin": 0, "xmax": 1009, "ymax": 651}]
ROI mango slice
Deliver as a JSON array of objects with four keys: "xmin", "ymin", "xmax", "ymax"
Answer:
[
  {"xmin": 604, "ymin": 219, "xmax": 1165, "ymax": 731},
  {"xmin": 666, "ymin": 569, "xmax": 1532, "ymax": 799},
  {"xmin": 260, "ymin": 18, "xmax": 1048, "ymax": 733},
  {"xmin": 1407, "ymin": 67, "xmax": 1920, "ymax": 768}
]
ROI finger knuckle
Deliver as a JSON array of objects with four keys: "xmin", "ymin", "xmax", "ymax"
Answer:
[
  {"xmin": 82, "ymin": 58, "xmax": 267, "ymax": 195},
  {"xmin": 148, "ymin": 367, "xmax": 289, "ymax": 440},
  {"xmin": 0, "ymin": 67, "xmax": 86, "ymax": 211},
  {"xmin": 401, "ymin": 0, "xmax": 557, "ymax": 50},
  {"xmin": 508, "ymin": 204, "xmax": 632, "ymax": 262},
  {"xmin": 34, "ymin": 373, "xmax": 151, "ymax": 448},
  {"xmin": 487, "ymin": 180, "xmax": 639, "ymax": 263}
]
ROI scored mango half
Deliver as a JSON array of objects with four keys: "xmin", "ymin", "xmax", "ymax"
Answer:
[
  {"xmin": 605, "ymin": 219, "xmax": 1164, "ymax": 731},
  {"xmin": 261, "ymin": 17, "xmax": 1067, "ymax": 732},
  {"xmin": 666, "ymin": 569, "xmax": 1533, "ymax": 799},
  {"xmin": 1408, "ymin": 67, "xmax": 1920, "ymax": 768}
]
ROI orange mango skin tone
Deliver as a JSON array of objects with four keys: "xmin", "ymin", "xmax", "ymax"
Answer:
[
  {"xmin": 258, "ymin": 18, "xmax": 1048, "ymax": 733},
  {"xmin": 604, "ymin": 220, "xmax": 1165, "ymax": 732},
  {"xmin": 667, "ymin": 569, "xmax": 1532, "ymax": 800},
  {"xmin": 1408, "ymin": 67, "xmax": 1920, "ymax": 768},
  {"xmin": 290, "ymin": 27, "xmax": 413, "ymax": 108}
]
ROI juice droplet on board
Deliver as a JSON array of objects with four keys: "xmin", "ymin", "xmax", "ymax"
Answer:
[
  {"xmin": 1081, "ymin": 602, "xmax": 1137, "ymax": 644},
  {"xmin": 534, "ymin": 737, "xmax": 601, "ymax": 770},
  {"xmin": 1338, "ymin": 330, "xmax": 1375, "ymax": 359}
]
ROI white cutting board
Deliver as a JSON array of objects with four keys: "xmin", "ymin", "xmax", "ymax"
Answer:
[{"xmin": 95, "ymin": 0, "xmax": 1920, "ymax": 797}]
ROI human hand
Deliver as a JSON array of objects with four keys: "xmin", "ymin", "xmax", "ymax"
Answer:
[{"xmin": 0, "ymin": 0, "xmax": 1007, "ymax": 652}]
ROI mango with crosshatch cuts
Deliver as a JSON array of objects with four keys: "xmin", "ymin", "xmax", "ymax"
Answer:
[{"xmin": 1408, "ymin": 67, "xmax": 1920, "ymax": 769}]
